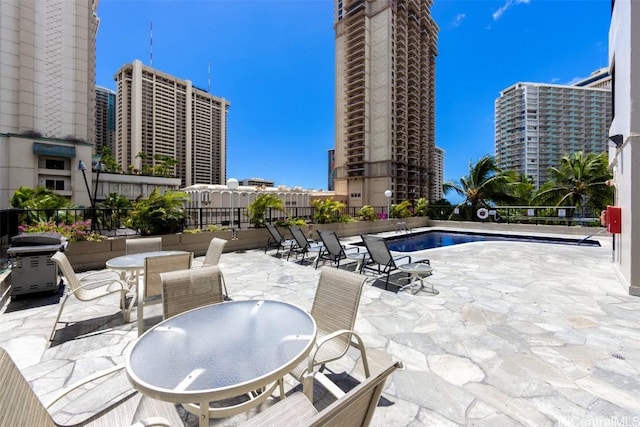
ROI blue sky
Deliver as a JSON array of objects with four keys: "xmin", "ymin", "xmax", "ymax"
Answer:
[{"xmin": 96, "ymin": 0, "xmax": 610, "ymax": 197}]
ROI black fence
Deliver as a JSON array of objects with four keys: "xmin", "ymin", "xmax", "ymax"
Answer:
[{"xmin": 0, "ymin": 204, "xmax": 601, "ymax": 249}]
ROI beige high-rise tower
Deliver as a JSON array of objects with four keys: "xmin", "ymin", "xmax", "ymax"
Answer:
[
  {"xmin": 114, "ymin": 60, "xmax": 230, "ymax": 187},
  {"xmin": 0, "ymin": 0, "xmax": 98, "ymax": 208},
  {"xmin": 0, "ymin": 0, "xmax": 98, "ymax": 142},
  {"xmin": 334, "ymin": 0, "xmax": 438, "ymax": 206}
]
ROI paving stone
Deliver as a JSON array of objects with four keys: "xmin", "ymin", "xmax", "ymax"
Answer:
[{"xmin": 2, "ymin": 228, "xmax": 640, "ymax": 426}]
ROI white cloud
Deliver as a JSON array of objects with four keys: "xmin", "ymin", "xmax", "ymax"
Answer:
[
  {"xmin": 493, "ymin": 0, "xmax": 531, "ymax": 21},
  {"xmin": 567, "ymin": 76, "xmax": 585, "ymax": 85},
  {"xmin": 452, "ymin": 13, "xmax": 466, "ymax": 28}
]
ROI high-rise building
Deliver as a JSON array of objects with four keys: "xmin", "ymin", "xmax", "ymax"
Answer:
[
  {"xmin": 114, "ymin": 60, "xmax": 230, "ymax": 187},
  {"xmin": 333, "ymin": 0, "xmax": 439, "ymax": 207},
  {"xmin": 0, "ymin": 0, "xmax": 98, "ymax": 143},
  {"xmin": 327, "ymin": 148, "xmax": 335, "ymax": 191},
  {"xmin": 95, "ymin": 86, "xmax": 116, "ymax": 154},
  {"xmin": 433, "ymin": 146, "xmax": 444, "ymax": 201},
  {"xmin": 494, "ymin": 81, "xmax": 612, "ymax": 188},
  {"xmin": 0, "ymin": 0, "xmax": 98, "ymax": 208}
]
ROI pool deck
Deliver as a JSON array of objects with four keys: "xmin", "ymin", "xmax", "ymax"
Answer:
[{"xmin": 2, "ymin": 227, "xmax": 640, "ymax": 426}]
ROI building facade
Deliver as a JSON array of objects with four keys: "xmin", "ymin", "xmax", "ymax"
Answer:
[
  {"xmin": 333, "ymin": 0, "xmax": 439, "ymax": 207},
  {"xmin": 327, "ymin": 148, "xmax": 335, "ymax": 191},
  {"xmin": 433, "ymin": 146, "xmax": 444, "ymax": 201},
  {"xmin": 114, "ymin": 60, "xmax": 230, "ymax": 188},
  {"xmin": 0, "ymin": 0, "xmax": 99, "ymax": 208},
  {"xmin": 95, "ymin": 86, "xmax": 116, "ymax": 154},
  {"xmin": 609, "ymin": 0, "xmax": 640, "ymax": 296},
  {"xmin": 495, "ymin": 82, "xmax": 612, "ymax": 188}
]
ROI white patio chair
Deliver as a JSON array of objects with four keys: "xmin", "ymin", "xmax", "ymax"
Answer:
[
  {"xmin": 49, "ymin": 252, "xmax": 130, "ymax": 342},
  {"xmin": 0, "ymin": 347, "xmax": 183, "ymax": 426},
  {"xmin": 137, "ymin": 252, "xmax": 192, "ymax": 336}
]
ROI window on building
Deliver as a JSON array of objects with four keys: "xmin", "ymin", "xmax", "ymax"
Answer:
[
  {"xmin": 45, "ymin": 180, "xmax": 65, "ymax": 190},
  {"xmin": 45, "ymin": 159, "xmax": 65, "ymax": 170}
]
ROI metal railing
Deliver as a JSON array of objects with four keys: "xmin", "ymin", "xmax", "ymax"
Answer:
[{"xmin": 1, "ymin": 204, "xmax": 602, "ymax": 246}]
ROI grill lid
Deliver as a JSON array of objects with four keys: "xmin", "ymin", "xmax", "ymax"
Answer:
[{"xmin": 10, "ymin": 232, "xmax": 67, "ymax": 247}]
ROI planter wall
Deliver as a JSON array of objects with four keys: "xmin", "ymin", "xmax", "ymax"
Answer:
[{"xmin": 65, "ymin": 218, "xmax": 429, "ymax": 272}]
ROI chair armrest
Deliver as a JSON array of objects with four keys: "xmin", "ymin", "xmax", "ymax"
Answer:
[
  {"xmin": 416, "ymin": 259, "xmax": 430, "ymax": 265},
  {"xmin": 80, "ymin": 270, "xmax": 123, "ymax": 281},
  {"xmin": 45, "ymin": 364, "xmax": 125, "ymax": 409},
  {"xmin": 394, "ymin": 254, "xmax": 412, "ymax": 265},
  {"xmin": 344, "ymin": 246, "xmax": 361, "ymax": 254},
  {"xmin": 130, "ymin": 417, "xmax": 174, "ymax": 427},
  {"xmin": 309, "ymin": 329, "xmax": 370, "ymax": 378},
  {"xmin": 71, "ymin": 278, "xmax": 127, "ymax": 294}
]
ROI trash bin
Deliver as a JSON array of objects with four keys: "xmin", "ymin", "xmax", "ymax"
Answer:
[{"xmin": 7, "ymin": 232, "xmax": 68, "ymax": 296}]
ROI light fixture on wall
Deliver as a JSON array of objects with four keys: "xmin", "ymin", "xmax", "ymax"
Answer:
[{"xmin": 609, "ymin": 134, "xmax": 624, "ymax": 148}]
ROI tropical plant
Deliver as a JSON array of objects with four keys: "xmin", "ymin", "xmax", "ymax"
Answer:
[
  {"xmin": 153, "ymin": 154, "xmax": 178, "ymax": 177},
  {"xmin": 357, "ymin": 205, "xmax": 377, "ymax": 221},
  {"xmin": 443, "ymin": 155, "xmax": 515, "ymax": 219},
  {"xmin": 312, "ymin": 198, "xmax": 348, "ymax": 224},
  {"xmin": 18, "ymin": 221, "xmax": 106, "ymax": 241},
  {"xmin": 390, "ymin": 200, "xmax": 413, "ymax": 218},
  {"xmin": 427, "ymin": 198, "xmax": 454, "ymax": 220},
  {"xmin": 98, "ymin": 192, "xmax": 132, "ymax": 229},
  {"xmin": 533, "ymin": 151, "xmax": 613, "ymax": 211},
  {"xmin": 413, "ymin": 198, "xmax": 429, "ymax": 216},
  {"xmin": 99, "ymin": 146, "xmax": 122, "ymax": 173},
  {"xmin": 10, "ymin": 186, "xmax": 77, "ymax": 224},
  {"xmin": 247, "ymin": 194, "xmax": 284, "ymax": 227},
  {"xmin": 274, "ymin": 218, "xmax": 307, "ymax": 227},
  {"xmin": 126, "ymin": 188, "xmax": 188, "ymax": 235},
  {"xmin": 506, "ymin": 172, "xmax": 536, "ymax": 206}
]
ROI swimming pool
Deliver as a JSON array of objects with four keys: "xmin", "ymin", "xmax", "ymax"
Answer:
[{"xmin": 381, "ymin": 230, "xmax": 601, "ymax": 252}]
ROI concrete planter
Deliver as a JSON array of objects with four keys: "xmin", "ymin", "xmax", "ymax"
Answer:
[
  {"xmin": 66, "ymin": 239, "xmax": 116, "ymax": 272},
  {"xmin": 63, "ymin": 218, "xmax": 429, "ymax": 271}
]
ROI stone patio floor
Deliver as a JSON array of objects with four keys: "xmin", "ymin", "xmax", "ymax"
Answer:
[{"xmin": 1, "ymin": 227, "xmax": 639, "ymax": 426}]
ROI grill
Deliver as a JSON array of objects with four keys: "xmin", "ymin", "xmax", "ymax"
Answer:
[{"xmin": 7, "ymin": 232, "xmax": 68, "ymax": 296}]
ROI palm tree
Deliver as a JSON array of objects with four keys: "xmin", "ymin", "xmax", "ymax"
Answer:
[
  {"xmin": 443, "ymin": 155, "xmax": 515, "ymax": 217},
  {"xmin": 533, "ymin": 151, "xmax": 613, "ymax": 211},
  {"xmin": 506, "ymin": 172, "xmax": 536, "ymax": 206},
  {"xmin": 247, "ymin": 194, "xmax": 284, "ymax": 227}
]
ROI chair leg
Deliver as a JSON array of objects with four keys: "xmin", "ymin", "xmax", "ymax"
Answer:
[
  {"xmin": 221, "ymin": 273, "xmax": 229, "ymax": 299},
  {"xmin": 49, "ymin": 294, "xmax": 71, "ymax": 341}
]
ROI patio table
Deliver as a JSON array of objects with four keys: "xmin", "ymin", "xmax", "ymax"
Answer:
[
  {"xmin": 106, "ymin": 250, "xmax": 193, "ymax": 331},
  {"xmin": 125, "ymin": 299, "xmax": 316, "ymax": 426},
  {"xmin": 106, "ymin": 250, "xmax": 190, "ymax": 282},
  {"xmin": 398, "ymin": 261, "xmax": 436, "ymax": 294}
]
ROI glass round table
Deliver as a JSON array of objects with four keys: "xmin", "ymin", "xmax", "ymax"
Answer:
[{"xmin": 126, "ymin": 299, "xmax": 316, "ymax": 426}]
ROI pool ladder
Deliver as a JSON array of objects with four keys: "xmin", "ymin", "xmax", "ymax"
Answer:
[
  {"xmin": 395, "ymin": 222, "xmax": 411, "ymax": 234},
  {"xmin": 577, "ymin": 227, "xmax": 607, "ymax": 245}
]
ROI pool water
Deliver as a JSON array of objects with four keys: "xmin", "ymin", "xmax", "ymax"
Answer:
[{"xmin": 384, "ymin": 230, "xmax": 601, "ymax": 252}]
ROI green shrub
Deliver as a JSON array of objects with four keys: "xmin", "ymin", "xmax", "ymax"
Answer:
[
  {"xmin": 414, "ymin": 198, "xmax": 429, "ymax": 216},
  {"xmin": 126, "ymin": 189, "xmax": 188, "ymax": 235},
  {"xmin": 357, "ymin": 205, "xmax": 377, "ymax": 221},
  {"xmin": 390, "ymin": 200, "xmax": 413, "ymax": 218},
  {"xmin": 312, "ymin": 198, "xmax": 349, "ymax": 224}
]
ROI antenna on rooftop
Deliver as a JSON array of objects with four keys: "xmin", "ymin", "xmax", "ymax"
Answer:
[
  {"xmin": 208, "ymin": 60, "xmax": 211, "ymax": 93},
  {"xmin": 149, "ymin": 21, "xmax": 153, "ymax": 66}
]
